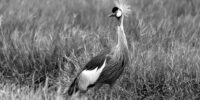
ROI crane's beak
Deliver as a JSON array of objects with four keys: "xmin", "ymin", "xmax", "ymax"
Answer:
[{"xmin": 108, "ymin": 13, "xmax": 115, "ymax": 17}]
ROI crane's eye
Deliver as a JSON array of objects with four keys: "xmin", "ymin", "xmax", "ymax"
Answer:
[{"xmin": 116, "ymin": 10, "xmax": 122, "ymax": 17}]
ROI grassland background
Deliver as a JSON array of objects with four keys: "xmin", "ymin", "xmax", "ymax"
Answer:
[{"xmin": 0, "ymin": 0, "xmax": 200, "ymax": 100}]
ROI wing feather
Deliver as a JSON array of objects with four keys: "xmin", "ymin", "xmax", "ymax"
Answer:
[
  {"xmin": 83, "ymin": 49, "xmax": 110, "ymax": 70},
  {"xmin": 97, "ymin": 55, "xmax": 128, "ymax": 86}
]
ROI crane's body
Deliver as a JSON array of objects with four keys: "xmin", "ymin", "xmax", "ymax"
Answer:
[{"xmin": 68, "ymin": 0, "xmax": 131, "ymax": 98}]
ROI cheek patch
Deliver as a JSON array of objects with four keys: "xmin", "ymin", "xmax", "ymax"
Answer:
[{"xmin": 116, "ymin": 10, "xmax": 122, "ymax": 17}]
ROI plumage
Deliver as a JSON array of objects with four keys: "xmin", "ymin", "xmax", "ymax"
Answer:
[
  {"xmin": 114, "ymin": 0, "xmax": 131, "ymax": 17},
  {"xmin": 68, "ymin": 77, "xmax": 78, "ymax": 96},
  {"xmin": 97, "ymin": 47, "xmax": 129, "ymax": 86},
  {"xmin": 68, "ymin": 50, "xmax": 110, "ymax": 95},
  {"xmin": 83, "ymin": 49, "xmax": 110, "ymax": 70},
  {"xmin": 78, "ymin": 58, "xmax": 107, "ymax": 90},
  {"xmin": 67, "ymin": 0, "xmax": 131, "ymax": 98}
]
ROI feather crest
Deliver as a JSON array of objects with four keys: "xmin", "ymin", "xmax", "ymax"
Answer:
[{"xmin": 114, "ymin": 0, "xmax": 131, "ymax": 17}]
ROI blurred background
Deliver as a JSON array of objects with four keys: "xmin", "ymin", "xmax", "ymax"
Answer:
[{"xmin": 0, "ymin": 0, "xmax": 200, "ymax": 99}]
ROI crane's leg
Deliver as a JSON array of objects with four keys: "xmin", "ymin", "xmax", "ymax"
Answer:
[
  {"xmin": 95, "ymin": 83, "xmax": 103, "ymax": 91},
  {"xmin": 108, "ymin": 83, "xmax": 115, "ymax": 100},
  {"xmin": 107, "ymin": 88, "xmax": 113, "ymax": 100},
  {"xmin": 93, "ymin": 83, "xmax": 103, "ymax": 99}
]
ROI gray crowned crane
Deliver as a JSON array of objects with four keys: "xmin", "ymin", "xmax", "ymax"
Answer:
[{"xmin": 68, "ymin": 0, "xmax": 131, "ymax": 98}]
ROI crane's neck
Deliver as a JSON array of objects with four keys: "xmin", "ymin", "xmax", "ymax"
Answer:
[
  {"xmin": 111, "ymin": 16, "xmax": 129, "ymax": 60},
  {"xmin": 117, "ymin": 16, "xmax": 128, "ymax": 50}
]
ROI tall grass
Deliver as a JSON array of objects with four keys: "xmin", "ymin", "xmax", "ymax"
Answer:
[{"xmin": 0, "ymin": 0, "xmax": 200, "ymax": 99}]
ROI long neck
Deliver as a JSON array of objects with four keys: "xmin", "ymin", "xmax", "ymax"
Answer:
[
  {"xmin": 111, "ymin": 16, "xmax": 129, "ymax": 60},
  {"xmin": 117, "ymin": 16, "xmax": 128, "ymax": 49}
]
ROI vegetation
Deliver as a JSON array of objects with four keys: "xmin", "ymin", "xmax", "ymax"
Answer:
[{"xmin": 0, "ymin": 0, "xmax": 200, "ymax": 99}]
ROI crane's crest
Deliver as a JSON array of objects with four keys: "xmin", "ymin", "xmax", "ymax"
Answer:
[{"xmin": 114, "ymin": 0, "xmax": 131, "ymax": 17}]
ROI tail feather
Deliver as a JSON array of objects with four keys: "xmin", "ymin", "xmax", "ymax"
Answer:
[{"xmin": 68, "ymin": 77, "xmax": 79, "ymax": 96}]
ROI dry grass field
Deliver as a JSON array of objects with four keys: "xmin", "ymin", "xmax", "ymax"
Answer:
[{"xmin": 0, "ymin": 0, "xmax": 200, "ymax": 99}]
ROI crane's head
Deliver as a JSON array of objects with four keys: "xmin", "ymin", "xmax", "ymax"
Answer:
[
  {"xmin": 108, "ymin": 0, "xmax": 131, "ymax": 20},
  {"xmin": 109, "ymin": 7, "xmax": 122, "ymax": 19}
]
